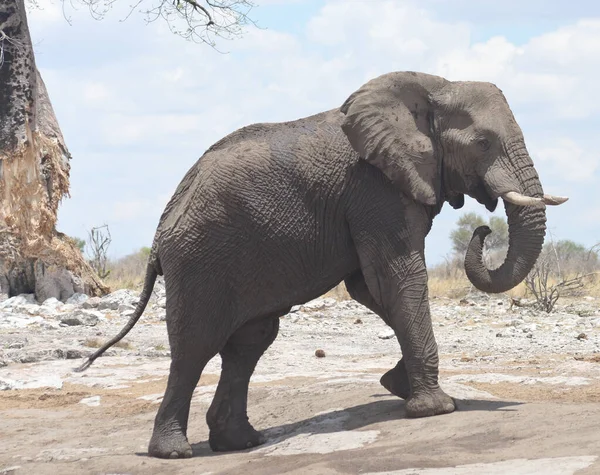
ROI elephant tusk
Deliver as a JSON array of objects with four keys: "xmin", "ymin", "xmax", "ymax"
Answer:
[
  {"xmin": 501, "ymin": 191, "xmax": 546, "ymax": 208},
  {"xmin": 542, "ymin": 194, "xmax": 569, "ymax": 205}
]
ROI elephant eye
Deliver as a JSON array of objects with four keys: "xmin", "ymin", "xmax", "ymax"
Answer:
[{"xmin": 477, "ymin": 138, "xmax": 491, "ymax": 151}]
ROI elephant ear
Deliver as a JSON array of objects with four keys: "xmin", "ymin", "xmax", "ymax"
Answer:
[{"xmin": 340, "ymin": 72, "xmax": 448, "ymax": 206}]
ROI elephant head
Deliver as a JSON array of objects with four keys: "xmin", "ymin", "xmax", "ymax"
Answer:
[{"xmin": 340, "ymin": 71, "xmax": 568, "ymax": 294}]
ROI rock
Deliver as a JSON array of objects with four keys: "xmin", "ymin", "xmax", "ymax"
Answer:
[
  {"xmin": 118, "ymin": 303, "xmax": 136, "ymax": 313},
  {"xmin": 302, "ymin": 298, "xmax": 336, "ymax": 311},
  {"xmin": 0, "ymin": 374, "xmax": 63, "ymax": 390},
  {"xmin": 157, "ymin": 297, "xmax": 166, "ymax": 309},
  {"xmin": 66, "ymin": 293, "xmax": 89, "ymax": 305},
  {"xmin": 315, "ymin": 349, "xmax": 326, "ymax": 358},
  {"xmin": 0, "ymin": 315, "xmax": 45, "ymax": 329},
  {"xmin": 378, "ymin": 329, "xmax": 396, "ymax": 340},
  {"xmin": 60, "ymin": 310, "xmax": 102, "ymax": 327},
  {"xmin": 79, "ymin": 396, "xmax": 101, "ymax": 407},
  {"xmin": 82, "ymin": 297, "xmax": 101, "ymax": 309},
  {"xmin": 7, "ymin": 339, "xmax": 27, "ymax": 349},
  {"xmin": 354, "ymin": 318, "xmax": 363, "ymax": 324},
  {"xmin": 97, "ymin": 289, "xmax": 140, "ymax": 310},
  {"xmin": 34, "ymin": 262, "xmax": 83, "ymax": 303},
  {"xmin": 0, "ymin": 465, "xmax": 21, "ymax": 474},
  {"xmin": 0, "ymin": 294, "xmax": 35, "ymax": 309},
  {"xmin": 66, "ymin": 349, "xmax": 84, "ymax": 359},
  {"xmin": 577, "ymin": 333, "xmax": 588, "ymax": 340},
  {"xmin": 41, "ymin": 297, "xmax": 62, "ymax": 308},
  {"xmin": 522, "ymin": 324, "xmax": 537, "ymax": 333}
]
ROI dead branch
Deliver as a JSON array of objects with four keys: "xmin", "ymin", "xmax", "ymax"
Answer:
[
  {"xmin": 61, "ymin": 0, "xmax": 258, "ymax": 50},
  {"xmin": 87, "ymin": 224, "xmax": 112, "ymax": 279}
]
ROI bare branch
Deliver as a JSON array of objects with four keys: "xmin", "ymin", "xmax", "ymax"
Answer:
[
  {"xmin": 60, "ymin": 0, "xmax": 259, "ymax": 51},
  {"xmin": 87, "ymin": 224, "xmax": 112, "ymax": 280}
]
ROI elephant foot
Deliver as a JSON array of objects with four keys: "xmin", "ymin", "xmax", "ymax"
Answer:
[
  {"xmin": 380, "ymin": 359, "xmax": 411, "ymax": 399},
  {"xmin": 208, "ymin": 417, "xmax": 265, "ymax": 452},
  {"xmin": 148, "ymin": 431, "xmax": 193, "ymax": 459},
  {"xmin": 405, "ymin": 387, "xmax": 456, "ymax": 418}
]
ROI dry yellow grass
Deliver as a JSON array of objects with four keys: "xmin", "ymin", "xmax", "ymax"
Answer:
[{"xmin": 84, "ymin": 337, "xmax": 134, "ymax": 350}]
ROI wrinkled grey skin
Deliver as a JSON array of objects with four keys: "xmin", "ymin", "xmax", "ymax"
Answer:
[{"xmin": 80, "ymin": 72, "xmax": 551, "ymax": 459}]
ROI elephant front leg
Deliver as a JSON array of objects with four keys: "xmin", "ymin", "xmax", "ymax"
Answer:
[
  {"xmin": 356, "ymin": 246, "xmax": 455, "ymax": 418},
  {"xmin": 345, "ymin": 271, "xmax": 410, "ymax": 399}
]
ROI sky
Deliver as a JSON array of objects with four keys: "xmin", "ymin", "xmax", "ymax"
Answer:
[{"xmin": 26, "ymin": 0, "xmax": 600, "ymax": 266}]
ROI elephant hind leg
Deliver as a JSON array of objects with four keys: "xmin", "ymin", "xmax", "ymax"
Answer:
[
  {"xmin": 345, "ymin": 271, "xmax": 410, "ymax": 400},
  {"xmin": 148, "ymin": 294, "xmax": 230, "ymax": 459},
  {"xmin": 207, "ymin": 312, "xmax": 282, "ymax": 452},
  {"xmin": 148, "ymin": 342, "xmax": 219, "ymax": 459}
]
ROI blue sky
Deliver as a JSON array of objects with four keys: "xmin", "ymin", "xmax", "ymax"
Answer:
[{"xmin": 28, "ymin": 0, "xmax": 600, "ymax": 266}]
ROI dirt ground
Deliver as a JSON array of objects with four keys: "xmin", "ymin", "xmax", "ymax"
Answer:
[{"xmin": 2, "ymin": 295, "xmax": 600, "ymax": 474}]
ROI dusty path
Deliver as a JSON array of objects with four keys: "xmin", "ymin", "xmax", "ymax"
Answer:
[{"xmin": 1, "ymin": 291, "xmax": 600, "ymax": 474}]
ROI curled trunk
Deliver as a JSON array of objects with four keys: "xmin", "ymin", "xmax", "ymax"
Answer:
[
  {"xmin": 0, "ymin": 0, "xmax": 108, "ymax": 300},
  {"xmin": 464, "ymin": 143, "xmax": 547, "ymax": 293}
]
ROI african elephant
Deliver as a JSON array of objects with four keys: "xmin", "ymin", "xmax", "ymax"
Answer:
[{"xmin": 78, "ymin": 71, "xmax": 568, "ymax": 459}]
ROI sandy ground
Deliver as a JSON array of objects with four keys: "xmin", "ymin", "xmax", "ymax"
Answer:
[{"xmin": 1, "ymin": 292, "xmax": 600, "ymax": 474}]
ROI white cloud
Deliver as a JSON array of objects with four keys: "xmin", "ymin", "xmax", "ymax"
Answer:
[{"xmin": 531, "ymin": 138, "xmax": 599, "ymax": 184}]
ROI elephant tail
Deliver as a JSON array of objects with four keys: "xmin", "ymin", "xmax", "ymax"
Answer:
[{"xmin": 75, "ymin": 260, "xmax": 159, "ymax": 372}]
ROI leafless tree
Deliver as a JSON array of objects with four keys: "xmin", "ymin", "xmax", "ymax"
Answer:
[
  {"xmin": 63, "ymin": 0, "xmax": 258, "ymax": 49},
  {"xmin": 524, "ymin": 238, "xmax": 600, "ymax": 313},
  {"xmin": 87, "ymin": 225, "xmax": 112, "ymax": 279}
]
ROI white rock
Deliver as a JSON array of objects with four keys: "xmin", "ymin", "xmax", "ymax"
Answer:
[
  {"xmin": 41, "ymin": 297, "xmax": 63, "ymax": 309},
  {"xmin": 0, "ymin": 374, "xmax": 63, "ymax": 390},
  {"xmin": 378, "ymin": 329, "xmax": 396, "ymax": 340},
  {"xmin": 66, "ymin": 293, "xmax": 89, "ymax": 305},
  {"xmin": 81, "ymin": 297, "xmax": 101, "ymax": 309},
  {"xmin": 0, "ymin": 294, "xmax": 35, "ymax": 309},
  {"xmin": 60, "ymin": 309, "xmax": 103, "ymax": 326},
  {"xmin": 0, "ymin": 315, "xmax": 44, "ymax": 329},
  {"xmin": 79, "ymin": 396, "xmax": 101, "ymax": 407},
  {"xmin": 98, "ymin": 289, "xmax": 140, "ymax": 310}
]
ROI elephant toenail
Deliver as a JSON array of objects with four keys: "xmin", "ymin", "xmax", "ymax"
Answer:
[
  {"xmin": 184, "ymin": 449, "xmax": 193, "ymax": 458},
  {"xmin": 169, "ymin": 451, "xmax": 179, "ymax": 459},
  {"xmin": 246, "ymin": 441, "xmax": 253, "ymax": 448}
]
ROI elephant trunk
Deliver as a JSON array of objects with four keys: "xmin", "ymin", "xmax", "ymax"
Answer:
[{"xmin": 464, "ymin": 143, "xmax": 547, "ymax": 294}]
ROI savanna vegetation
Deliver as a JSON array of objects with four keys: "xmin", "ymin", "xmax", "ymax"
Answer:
[{"xmin": 75, "ymin": 213, "xmax": 600, "ymax": 311}]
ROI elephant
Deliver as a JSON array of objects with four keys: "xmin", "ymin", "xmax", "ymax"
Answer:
[{"xmin": 78, "ymin": 71, "xmax": 568, "ymax": 459}]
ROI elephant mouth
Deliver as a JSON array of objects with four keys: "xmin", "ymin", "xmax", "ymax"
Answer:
[{"xmin": 472, "ymin": 183, "xmax": 498, "ymax": 212}]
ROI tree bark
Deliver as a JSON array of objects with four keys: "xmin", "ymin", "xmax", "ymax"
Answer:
[{"xmin": 0, "ymin": 0, "xmax": 108, "ymax": 301}]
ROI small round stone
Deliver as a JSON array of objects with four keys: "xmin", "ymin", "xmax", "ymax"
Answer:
[{"xmin": 315, "ymin": 349, "xmax": 326, "ymax": 358}]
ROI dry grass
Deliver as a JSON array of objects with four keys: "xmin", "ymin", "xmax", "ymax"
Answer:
[
  {"xmin": 103, "ymin": 248, "xmax": 151, "ymax": 291},
  {"xmin": 84, "ymin": 337, "xmax": 134, "ymax": 350},
  {"xmin": 99, "ymin": 247, "xmax": 600, "ymax": 303}
]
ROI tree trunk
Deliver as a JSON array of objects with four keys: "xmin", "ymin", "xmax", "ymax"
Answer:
[{"xmin": 0, "ymin": 0, "xmax": 108, "ymax": 301}]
